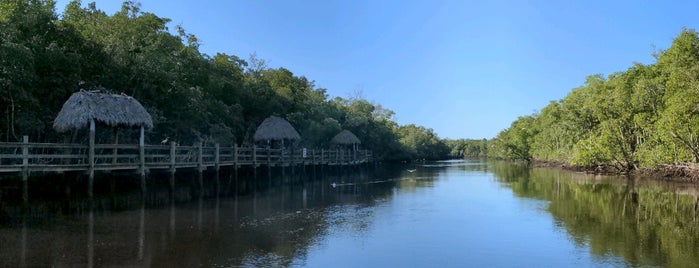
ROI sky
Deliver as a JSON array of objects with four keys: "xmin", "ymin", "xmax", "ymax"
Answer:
[{"xmin": 54, "ymin": 0, "xmax": 699, "ymax": 139}]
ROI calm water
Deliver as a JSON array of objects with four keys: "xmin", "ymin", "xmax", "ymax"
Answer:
[{"xmin": 2, "ymin": 160, "xmax": 699, "ymax": 267}]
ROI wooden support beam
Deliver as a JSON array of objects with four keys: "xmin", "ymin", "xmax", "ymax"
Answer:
[
  {"xmin": 22, "ymin": 135, "xmax": 29, "ymax": 203},
  {"xmin": 281, "ymin": 148, "xmax": 285, "ymax": 166},
  {"xmin": 267, "ymin": 145, "xmax": 271, "ymax": 166},
  {"xmin": 233, "ymin": 144, "xmax": 238, "ymax": 168},
  {"xmin": 215, "ymin": 143, "xmax": 220, "ymax": 171},
  {"xmin": 139, "ymin": 125, "xmax": 146, "ymax": 193},
  {"xmin": 169, "ymin": 141, "xmax": 176, "ymax": 191},
  {"xmin": 197, "ymin": 141, "xmax": 203, "ymax": 172},
  {"xmin": 112, "ymin": 131, "xmax": 118, "ymax": 165},
  {"xmin": 89, "ymin": 120, "xmax": 96, "ymax": 197},
  {"xmin": 252, "ymin": 146, "xmax": 257, "ymax": 166}
]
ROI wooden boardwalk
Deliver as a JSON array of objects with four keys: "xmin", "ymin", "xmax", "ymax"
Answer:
[{"xmin": 0, "ymin": 136, "xmax": 372, "ymax": 175}]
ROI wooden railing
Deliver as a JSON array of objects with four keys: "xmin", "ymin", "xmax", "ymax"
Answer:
[{"xmin": 0, "ymin": 136, "xmax": 372, "ymax": 174}]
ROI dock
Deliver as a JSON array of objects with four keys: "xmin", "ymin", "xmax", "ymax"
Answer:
[{"xmin": 0, "ymin": 136, "xmax": 372, "ymax": 199}]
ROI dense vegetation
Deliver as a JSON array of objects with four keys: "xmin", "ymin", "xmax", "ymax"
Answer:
[
  {"xmin": 489, "ymin": 28, "xmax": 699, "ymax": 171},
  {"xmin": 0, "ymin": 0, "xmax": 452, "ymax": 161}
]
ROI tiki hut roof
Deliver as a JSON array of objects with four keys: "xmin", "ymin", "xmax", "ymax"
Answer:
[
  {"xmin": 53, "ymin": 90, "xmax": 153, "ymax": 132},
  {"xmin": 330, "ymin": 130, "xmax": 361, "ymax": 145},
  {"xmin": 253, "ymin": 116, "xmax": 301, "ymax": 141}
]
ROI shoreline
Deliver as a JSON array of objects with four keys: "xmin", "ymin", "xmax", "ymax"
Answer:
[{"xmin": 532, "ymin": 159, "xmax": 699, "ymax": 183}]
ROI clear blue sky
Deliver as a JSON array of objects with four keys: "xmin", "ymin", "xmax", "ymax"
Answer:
[{"xmin": 55, "ymin": 0, "xmax": 699, "ymax": 139}]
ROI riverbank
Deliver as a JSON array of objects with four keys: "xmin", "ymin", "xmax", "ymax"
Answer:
[{"xmin": 532, "ymin": 159, "xmax": 699, "ymax": 183}]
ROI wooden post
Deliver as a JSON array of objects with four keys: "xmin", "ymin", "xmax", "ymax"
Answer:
[
  {"xmin": 197, "ymin": 142, "xmax": 203, "ymax": 171},
  {"xmin": 353, "ymin": 145, "xmax": 357, "ymax": 164},
  {"xmin": 169, "ymin": 141, "xmax": 176, "ymax": 191},
  {"xmin": 320, "ymin": 149, "xmax": 325, "ymax": 164},
  {"xmin": 252, "ymin": 145, "xmax": 257, "ymax": 166},
  {"xmin": 215, "ymin": 143, "xmax": 220, "ymax": 172},
  {"xmin": 215, "ymin": 144, "xmax": 221, "ymax": 191},
  {"xmin": 311, "ymin": 149, "xmax": 316, "ymax": 165},
  {"xmin": 89, "ymin": 119, "xmax": 96, "ymax": 198},
  {"xmin": 22, "ymin": 135, "xmax": 29, "ymax": 203},
  {"xmin": 233, "ymin": 144, "xmax": 238, "ymax": 167},
  {"xmin": 197, "ymin": 142, "xmax": 204, "ymax": 193},
  {"xmin": 139, "ymin": 125, "xmax": 146, "ymax": 194},
  {"xmin": 112, "ymin": 130, "xmax": 118, "ymax": 165},
  {"xmin": 281, "ymin": 148, "xmax": 285, "ymax": 166},
  {"xmin": 267, "ymin": 145, "xmax": 271, "ymax": 165},
  {"xmin": 197, "ymin": 171, "xmax": 204, "ymax": 195},
  {"xmin": 291, "ymin": 148, "xmax": 296, "ymax": 176}
]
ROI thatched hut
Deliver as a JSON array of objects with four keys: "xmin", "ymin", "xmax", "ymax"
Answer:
[
  {"xmin": 253, "ymin": 116, "xmax": 300, "ymax": 147},
  {"xmin": 330, "ymin": 130, "xmax": 361, "ymax": 145},
  {"xmin": 53, "ymin": 90, "xmax": 153, "ymax": 147},
  {"xmin": 330, "ymin": 130, "xmax": 361, "ymax": 151},
  {"xmin": 53, "ymin": 90, "xmax": 153, "ymax": 132},
  {"xmin": 53, "ymin": 89, "xmax": 153, "ymax": 197}
]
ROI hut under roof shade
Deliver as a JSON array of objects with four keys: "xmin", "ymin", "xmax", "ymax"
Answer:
[
  {"xmin": 53, "ymin": 90, "xmax": 153, "ymax": 132},
  {"xmin": 330, "ymin": 130, "xmax": 361, "ymax": 145},
  {"xmin": 253, "ymin": 116, "xmax": 301, "ymax": 141}
]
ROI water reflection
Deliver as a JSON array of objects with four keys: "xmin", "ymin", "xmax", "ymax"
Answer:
[
  {"xmin": 490, "ymin": 161, "xmax": 699, "ymax": 267},
  {"xmin": 3, "ymin": 161, "xmax": 698, "ymax": 267},
  {"xmin": 0, "ymin": 166, "xmax": 400, "ymax": 267}
]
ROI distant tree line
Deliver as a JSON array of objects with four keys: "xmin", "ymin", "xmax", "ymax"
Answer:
[
  {"xmin": 488, "ymin": 28, "xmax": 699, "ymax": 171},
  {"xmin": 445, "ymin": 139, "xmax": 487, "ymax": 158},
  {"xmin": 0, "ymin": 0, "xmax": 453, "ymax": 161}
]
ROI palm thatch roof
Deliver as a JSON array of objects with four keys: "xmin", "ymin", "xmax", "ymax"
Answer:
[
  {"xmin": 53, "ymin": 90, "xmax": 153, "ymax": 132},
  {"xmin": 330, "ymin": 130, "xmax": 361, "ymax": 145},
  {"xmin": 253, "ymin": 116, "xmax": 301, "ymax": 141}
]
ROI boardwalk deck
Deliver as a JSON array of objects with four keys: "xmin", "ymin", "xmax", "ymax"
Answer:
[{"xmin": 0, "ymin": 136, "xmax": 372, "ymax": 175}]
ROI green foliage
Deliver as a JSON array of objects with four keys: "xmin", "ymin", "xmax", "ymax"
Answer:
[
  {"xmin": 0, "ymin": 0, "xmax": 450, "ymax": 161},
  {"xmin": 490, "ymin": 115, "xmax": 538, "ymax": 162},
  {"xmin": 395, "ymin": 124, "xmax": 449, "ymax": 160},
  {"xmin": 490, "ymin": 28, "xmax": 699, "ymax": 169},
  {"xmin": 445, "ymin": 138, "xmax": 487, "ymax": 158}
]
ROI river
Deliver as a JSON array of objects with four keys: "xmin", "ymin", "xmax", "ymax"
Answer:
[{"xmin": 1, "ymin": 160, "xmax": 698, "ymax": 267}]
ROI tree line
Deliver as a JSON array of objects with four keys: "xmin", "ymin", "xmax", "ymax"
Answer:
[
  {"xmin": 0, "ymin": 0, "xmax": 452, "ymax": 161},
  {"xmin": 488, "ymin": 28, "xmax": 699, "ymax": 171}
]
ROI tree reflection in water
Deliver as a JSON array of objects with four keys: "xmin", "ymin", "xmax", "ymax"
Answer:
[
  {"xmin": 0, "ymin": 166, "xmax": 401, "ymax": 267},
  {"xmin": 490, "ymin": 161, "xmax": 699, "ymax": 268}
]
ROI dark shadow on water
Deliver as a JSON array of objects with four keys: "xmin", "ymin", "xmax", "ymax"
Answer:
[{"xmin": 0, "ymin": 163, "xmax": 407, "ymax": 267}]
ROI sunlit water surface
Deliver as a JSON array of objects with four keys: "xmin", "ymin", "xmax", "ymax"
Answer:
[{"xmin": 2, "ymin": 160, "xmax": 699, "ymax": 267}]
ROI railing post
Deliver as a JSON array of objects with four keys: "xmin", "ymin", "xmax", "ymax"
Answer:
[
  {"xmin": 197, "ymin": 142, "xmax": 203, "ymax": 190},
  {"xmin": 252, "ymin": 145, "xmax": 257, "ymax": 166},
  {"xmin": 321, "ymin": 149, "xmax": 324, "ymax": 164},
  {"xmin": 22, "ymin": 135, "xmax": 29, "ymax": 203},
  {"xmin": 169, "ymin": 141, "xmax": 176, "ymax": 191},
  {"xmin": 353, "ymin": 148, "xmax": 357, "ymax": 164},
  {"xmin": 281, "ymin": 148, "xmax": 285, "ymax": 166},
  {"xmin": 233, "ymin": 144, "xmax": 238, "ymax": 167},
  {"xmin": 170, "ymin": 142, "xmax": 176, "ymax": 171},
  {"xmin": 89, "ymin": 119, "xmax": 96, "ymax": 197},
  {"xmin": 215, "ymin": 143, "xmax": 220, "ymax": 171},
  {"xmin": 139, "ymin": 126, "xmax": 146, "ymax": 193},
  {"xmin": 112, "ymin": 134, "xmax": 118, "ymax": 165},
  {"xmin": 197, "ymin": 142, "xmax": 203, "ymax": 171},
  {"xmin": 267, "ymin": 146, "xmax": 271, "ymax": 165}
]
